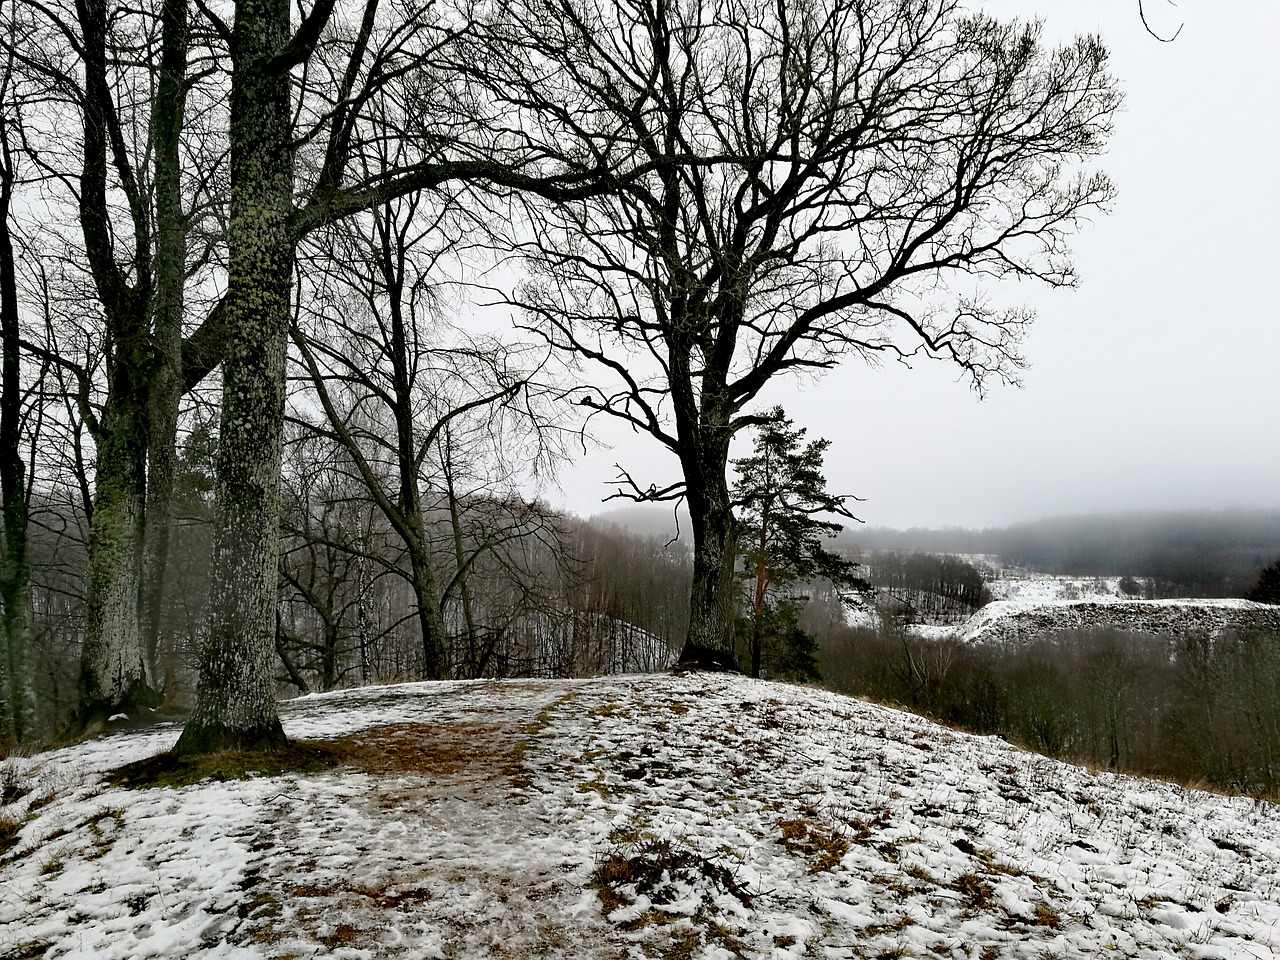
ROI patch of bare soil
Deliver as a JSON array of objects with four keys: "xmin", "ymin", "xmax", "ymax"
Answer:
[{"xmin": 230, "ymin": 696, "xmax": 617, "ymax": 958}]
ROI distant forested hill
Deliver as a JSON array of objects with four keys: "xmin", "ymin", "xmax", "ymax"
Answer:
[{"xmin": 833, "ymin": 509, "xmax": 1280, "ymax": 598}]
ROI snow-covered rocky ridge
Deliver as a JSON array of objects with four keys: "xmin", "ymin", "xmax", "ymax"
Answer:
[
  {"xmin": 953, "ymin": 598, "xmax": 1280, "ymax": 645},
  {"xmin": 906, "ymin": 598, "xmax": 1280, "ymax": 645},
  {"xmin": 3, "ymin": 674, "xmax": 1280, "ymax": 959}
]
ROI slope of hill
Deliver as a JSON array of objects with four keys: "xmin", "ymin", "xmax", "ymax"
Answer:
[
  {"xmin": 949, "ymin": 598, "xmax": 1280, "ymax": 645},
  {"xmin": 983, "ymin": 571, "xmax": 1130, "ymax": 603},
  {"xmin": 3, "ymin": 675, "xmax": 1279, "ymax": 959}
]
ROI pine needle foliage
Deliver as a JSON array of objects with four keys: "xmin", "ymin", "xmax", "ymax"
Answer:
[
  {"xmin": 1244, "ymin": 559, "xmax": 1280, "ymax": 606},
  {"xmin": 732, "ymin": 408, "xmax": 869, "ymax": 679}
]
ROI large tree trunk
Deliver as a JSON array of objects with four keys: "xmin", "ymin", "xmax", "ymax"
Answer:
[
  {"xmin": 0, "ymin": 121, "xmax": 37, "ymax": 743},
  {"xmin": 140, "ymin": 0, "xmax": 191, "ymax": 685},
  {"xmin": 71, "ymin": 0, "xmax": 160, "ymax": 731},
  {"xmin": 78, "ymin": 381, "xmax": 156, "ymax": 724},
  {"xmin": 683, "ymin": 476, "xmax": 740, "ymax": 664},
  {"xmin": 669, "ymin": 340, "xmax": 740, "ymax": 668},
  {"xmin": 677, "ymin": 396, "xmax": 739, "ymax": 666},
  {"xmin": 406, "ymin": 518, "xmax": 450, "ymax": 681},
  {"xmin": 174, "ymin": 0, "xmax": 293, "ymax": 754}
]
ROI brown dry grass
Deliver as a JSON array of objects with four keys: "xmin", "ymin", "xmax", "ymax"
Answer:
[{"xmin": 338, "ymin": 722, "xmax": 523, "ymax": 781}]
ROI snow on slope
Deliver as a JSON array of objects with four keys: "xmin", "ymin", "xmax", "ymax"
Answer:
[
  {"xmin": 955, "ymin": 598, "xmax": 1280, "ymax": 645},
  {"xmin": 2, "ymin": 675, "xmax": 1279, "ymax": 959},
  {"xmin": 984, "ymin": 574, "xmax": 1128, "ymax": 604}
]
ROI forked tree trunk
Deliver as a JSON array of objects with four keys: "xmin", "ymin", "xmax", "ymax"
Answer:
[
  {"xmin": 174, "ymin": 0, "xmax": 293, "ymax": 754},
  {"xmin": 70, "ymin": 0, "xmax": 160, "ymax": 731}
]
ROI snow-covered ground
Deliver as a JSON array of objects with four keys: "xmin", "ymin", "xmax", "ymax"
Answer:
[
  {"xmin": 897, "ymin": 598, "xmax": 1280, "ymax": 645},
  {"xmin": 3, "ymin": 674, "xmax": 1280, "ymax": 959},
  {"xmin": 984, "ymin": 573, "xmax": 1130, "ymax": 604},
  {"xmin": 839, "ymin": 561, "xmax": 1280, "ymax": 644},
  {"xmin": 843, "ymin": 564, "xmax": 1141, "ymax": 635}
]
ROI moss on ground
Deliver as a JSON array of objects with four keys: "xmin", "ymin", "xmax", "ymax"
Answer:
[{"xmin": 108, "ymin": 740, "xmax": 353, "ymax": 789}]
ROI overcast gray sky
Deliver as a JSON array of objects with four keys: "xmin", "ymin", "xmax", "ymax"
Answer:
[{"xmin": 539, "ymin": 0, "xmax": 1280, "ymax": 530}]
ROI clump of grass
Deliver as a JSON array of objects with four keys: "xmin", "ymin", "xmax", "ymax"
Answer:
[
  {"xmin": 952, "ymin": 872, "xmax": 996, "ymax": 911},
  {"xmin": 577, "ymin": 772, "xmax": 614, "ymax": 800},
  {"xmin": 587, "ymin": 700, "xmax": 627, "ymax": 719},
  {"xmin": 318, "ymin": 923, "xmax": 361, "ymax": 948},
  {"xmin": 777, "ymin": 817, "xmax": 850, "ymax": 872},
  {"xmin": 609, "ymin": 818, "xmax": 654, "ymax": 847},
  {"xmin": 38, "ymin": 846, "xmax": 68, "ymax": 878},
  {"xmin": 973, "ymin": 847, "xmax": 1024, "ymax": 877},
  {"xmin": 108, "ymin": 740, "xmax": 353, "ymax": 789},
  {"xmin": 904, "ymin": 864, "xmax": 937, "ymax": 886},
  {"xmin": 864, "ymin": 915, "xmax": 916, "ymax": 937},
  {"xmin": 3, "ymin": 940, "xmax": 52, "ymax": 960},
  {"xmin": 660, "ymin": 927, "xmax": 702, "ymax": 960},
  {"xmin": 1, "ymin": 767, "xmax": 32, "ymax": 805},
  {"xmin": 1, "ymin": 815, "xmax": 23, "ymax": 858},
  {"xmin": 591, "ymin": 837, "xmax": 750, "ymax": 916},
  {"xmin": 83, "ymin": 807, "xmax": 126, "ymax": 861},
  {"xmin": 1033, "ymin": 900, "xmax": 1064, "ymax": 929}
]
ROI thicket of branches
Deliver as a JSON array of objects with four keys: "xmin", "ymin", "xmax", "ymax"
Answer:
[
  {"xmin": 0, "ymin": 0, "xmax": 1123, "ymax": 752},
  {"xmin": 863, "ymin": 551, "xmax": 991, "ymax": 624},
  {"xmin": 823, "ymin": 625, "xmax": 1280, "ymax": 796}
]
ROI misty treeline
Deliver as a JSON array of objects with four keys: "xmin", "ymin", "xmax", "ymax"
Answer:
[
  {"xmin": 0, "ymin": 0, "xmax": 1122, "ymax": 751},
  {"xmin": 26, "ymin": 466, "xmax": 692, "ymax": 730},
  {"xmin": 836, "ymin": 510, "xmax": 1280, "ymax": 598},
  {"xmin": 823, "ymin": 626, "xmax": 1280, "ymax": 796}
]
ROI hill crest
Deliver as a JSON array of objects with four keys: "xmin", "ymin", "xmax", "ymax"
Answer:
[{"xmin": 2, "ymin": 675, "xmax": 1278, "ymax": 958}]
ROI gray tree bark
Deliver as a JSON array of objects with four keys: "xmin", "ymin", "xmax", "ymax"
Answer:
[
  {"xmin": 0, "ymin": 105, "xmax": 37, "ymax": 744},
  {"xmin": 174, "ymin": 0, "xmax": 295, "ymax": 753},
  {"xmin": 71, "ymin": 0, "xmax": 159, "ymax": 729},
  {"xmin": 675, "ymin": 379, "xmax": 739, "ymax": 663},
  {"xmin": 140, "ymin": 0, "xmax": 191, "ymax": 687}
]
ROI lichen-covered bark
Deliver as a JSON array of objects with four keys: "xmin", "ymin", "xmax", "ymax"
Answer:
[
  {"xmin": 78, "ymin": 331, "xmax": 156, "ymax": 724},
  {"xmin": 79, "ymin": 441, "xmax": 153, "ymax": 718},
  {"xmin": 76, "ymin": 354, "xmax": 160, "ymax": 728},
  {"xmin": 174, "ymin": 0, "xmax": 293, "ymax": 754}
]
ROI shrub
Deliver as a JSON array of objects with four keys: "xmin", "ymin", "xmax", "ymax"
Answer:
[
  {"xmin": 1244, "ymin": 559, "xmax": 1280, "ymax": 605},
  {"xmin": 818, "ymin": 622, "xmax": 1280, "ymax": 795}
]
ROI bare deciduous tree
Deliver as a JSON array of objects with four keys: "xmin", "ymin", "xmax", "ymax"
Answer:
[
  {"xmin": 470, "ymin": 0, "xmax": 1120, "ymax": 659},
  {"xmin": 0, "ymin": 24, "xmax": 37, "ymax": 744}
]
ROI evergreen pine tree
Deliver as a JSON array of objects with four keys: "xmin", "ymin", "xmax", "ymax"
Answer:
[
  {"xmin": 731, "ymin": 408, "xmax": 869, "ymax": 679},
  {"xmin": 1245, "ymin": 559, "xmax": 1280, "ymax": 605}
]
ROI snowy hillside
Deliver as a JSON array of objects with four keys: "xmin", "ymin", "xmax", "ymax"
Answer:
[
  {"xmin": 934, "ymin": 598, "xmax": 1280, "ymax": 645},
  {"xmin": 983, "ymin": 572, "xmax": 1131, "ymax": 603},
  {"xmin": 3, "ymin": 675, "xmax": 1280, "ymax": 959},
  {"xmin": 846, "ymin": 559, "xmax": 1153, "ymax": 634}
]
